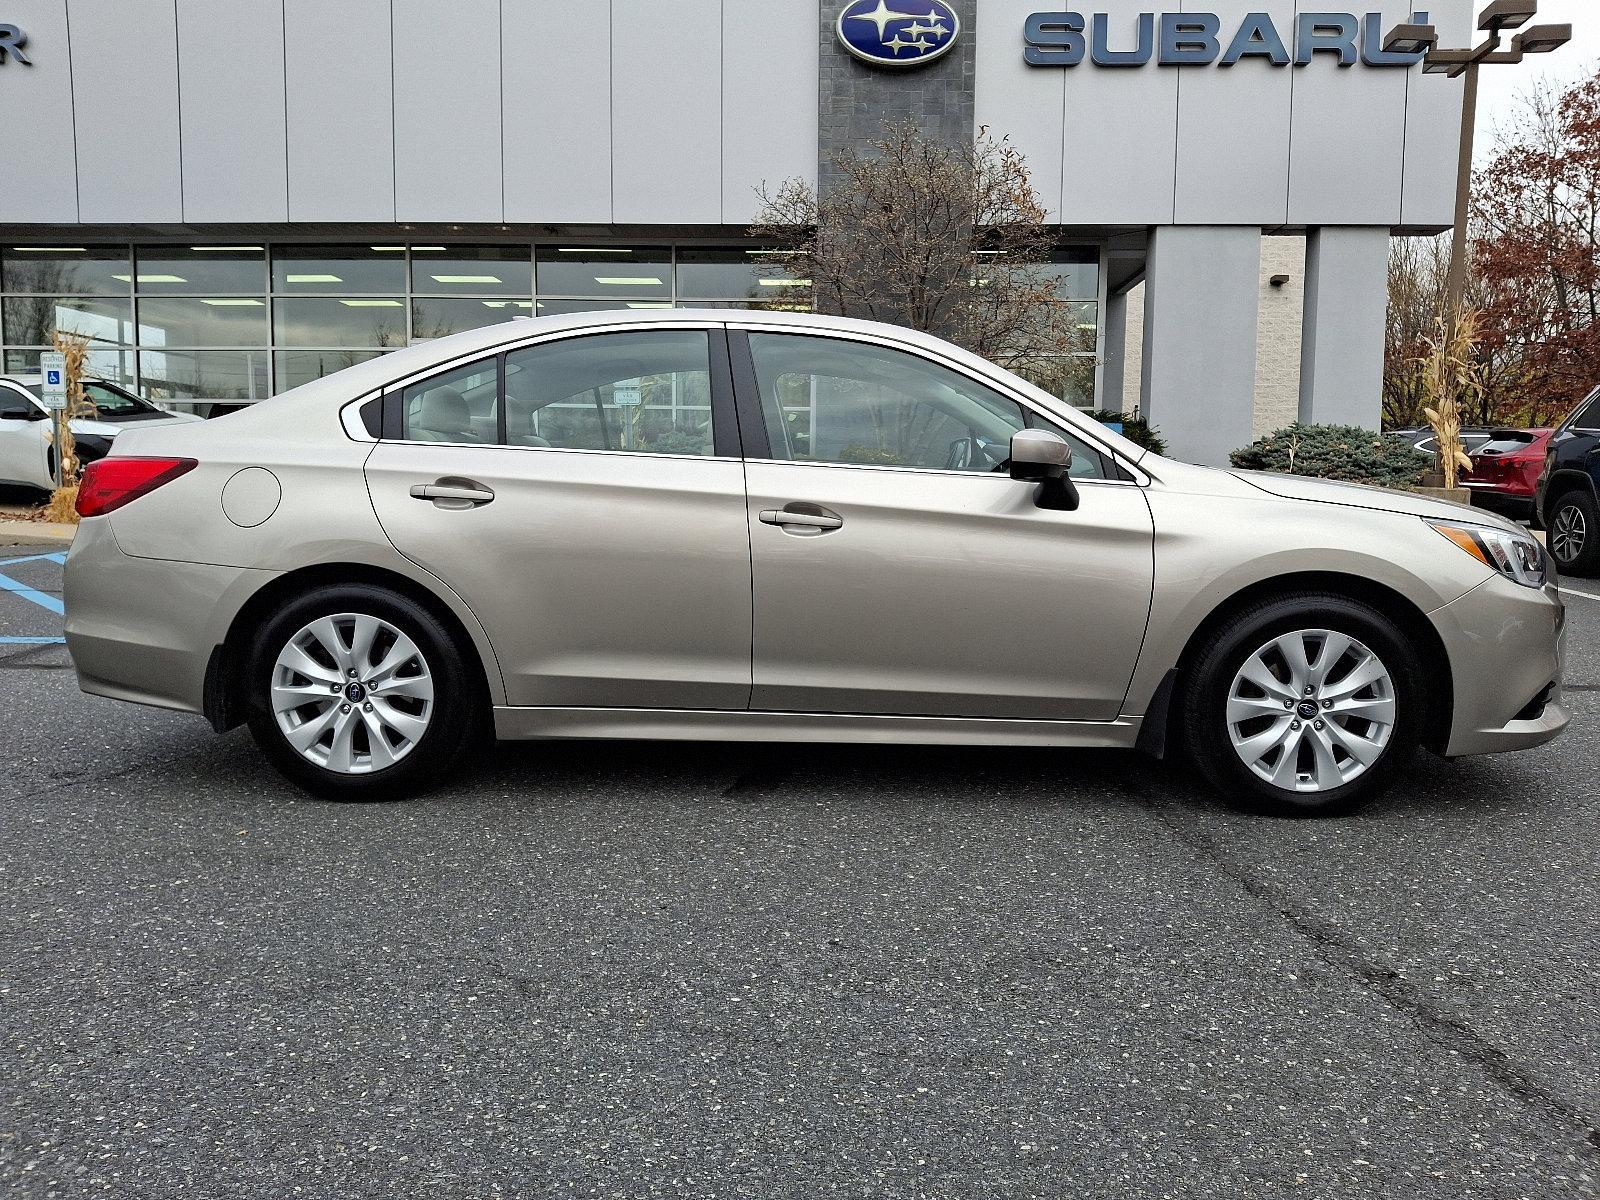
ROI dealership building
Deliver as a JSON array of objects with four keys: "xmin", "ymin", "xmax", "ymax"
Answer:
[{"xmin": 0, "ymin": 0, "xmax": 1469, "ymax": 464}]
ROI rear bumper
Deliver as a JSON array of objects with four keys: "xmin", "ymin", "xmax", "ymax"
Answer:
[
  {"xmin": 1465, "ymin": 487, "xmax": 1535, "ymax": 521},
  {"xmin": 63, "ymin": 518, "xmax": 274, "ymax": 714},
  {"xmin": 1431, "ymin": 575, "xmax": 1569, "ymax": 757}
]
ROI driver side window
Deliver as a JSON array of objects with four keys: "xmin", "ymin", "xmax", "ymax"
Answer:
[{"xmin": 746, "ymin": 333, "xmax": 1105, "ymax": 478}]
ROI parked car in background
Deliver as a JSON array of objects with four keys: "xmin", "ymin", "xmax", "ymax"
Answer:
[
  {"xmin": 62, "ymin": 310, "xmax": 1567, "ymax": 818},
  {"xmin": 1392, "ymin": 427, "xmax": 1499, "ymax": 460},
  {"xmin": 0, "ymin": 374, "xmax": 203, "ymax": 494},
  {"xmin": 1461, "ymin": 428, "xmax": 1554, "ymax": 523},
  {"xmin": 1537, "ymin": 386, "xmax": 1600, "ymax": 576}
]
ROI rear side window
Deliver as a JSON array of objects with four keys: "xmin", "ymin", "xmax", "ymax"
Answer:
[
  {"xmin": 504, "ymin": 330, "xmax": 714, "ymax": 456},
  {"xmin": 401, "ymin": 359, "xmax": 500, "ymax": 444}
]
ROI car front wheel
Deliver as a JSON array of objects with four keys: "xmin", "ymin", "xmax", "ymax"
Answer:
[
  {"xmin": 1182, "ymin": 594, "xmax": 1424, "ymax": 816},
  {"xmin": 1548, "ymin": 490, "xmax": 1598, "ymax": 576},
  {"xmin": 246, "ymin": 584, "xmax": 478, "ymax": 800}
]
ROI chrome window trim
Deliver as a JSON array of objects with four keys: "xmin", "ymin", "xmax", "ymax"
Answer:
[
  {"xmin": 734, "ymin": 454, "xmax": 1138, "ymax": 488},
  {"xmin": 339, "ymin": 316, "xmax": 1147, "ymax": 484},
  {"xmin": 725, "ymin": 322, "xmax": 1150, "ymax": 486},
  {"xmin": 376, "ymin": 439, "xmax": 742, "ymax": 465},
  {"xmin": 375, "ymin": 319, "xmax": 723, "ymax": 397}
]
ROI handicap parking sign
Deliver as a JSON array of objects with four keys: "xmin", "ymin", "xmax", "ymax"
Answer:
[{"xmin": 39, "ymin": 352, "xmax": 68, "ymax": 410}]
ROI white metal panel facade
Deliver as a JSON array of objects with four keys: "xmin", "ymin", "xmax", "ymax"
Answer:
[
  {"xmin": 71, "ymin": 0, "xmax": 183, "ymax": 224},
  {"xmin": 284, "ymin": 0, "xmax": 396, "ymax": 222},
  {"xmin": 0, "ymin": 0, "xmax": 78, "ymax": 223},
  {"xmin": 502, "ymin": 1, "xmax": 613, "ymax": 224},
  {"xmin": 393, "ymin": 0, "xmax": 502, "ymax": 224},
  {"xmin": 0, "ymin": 0, "xmax": 1469, "ymax": 231},
  {"xmin": 177, "ymin": 0, "xmax": 288, "ymax": 224}
]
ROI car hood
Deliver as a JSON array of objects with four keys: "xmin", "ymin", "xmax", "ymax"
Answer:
[{"xmin": 1230, "ymin": 469, "xmax": 1519, "ymax": 529}]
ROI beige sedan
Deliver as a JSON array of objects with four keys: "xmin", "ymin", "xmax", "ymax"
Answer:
[{"xmin": 63, "ymin": 310, "xmax": 1567, "ymax": 815}]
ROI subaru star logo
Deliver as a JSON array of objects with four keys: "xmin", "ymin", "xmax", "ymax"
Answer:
[{"xmin": 837, "ymin": 0, "xmax": 960, "ymax": 68}]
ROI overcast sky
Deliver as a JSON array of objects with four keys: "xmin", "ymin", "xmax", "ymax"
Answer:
[{"xmin": 1475, "ymin": 0, "xmax": 1597, "ymax": 157}]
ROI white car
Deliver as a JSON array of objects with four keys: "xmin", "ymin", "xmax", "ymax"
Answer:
[{"xmin": 0, "ymin": 374, "xmax": 203, "ymax": 492}]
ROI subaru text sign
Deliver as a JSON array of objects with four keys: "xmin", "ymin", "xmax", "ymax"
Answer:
[
  {"xmin": 837, "ymin": 0, "xmax": 961, "ymax": 68},
  {"xmin": 0, "ymin": 23, "xmax": 29, "ymax": 64},
  {"xmin": 1023, "ymin": 10, "xmax": 1432, "ymax": 68}
]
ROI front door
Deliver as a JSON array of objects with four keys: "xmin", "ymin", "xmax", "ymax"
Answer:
[
  {"xmin": 737, "ymin": 331, "xmax": 1154, "ymax": 722},
  {"xmin": 364, "ymin": 327, "xmax": 754, "ymax": 710}
]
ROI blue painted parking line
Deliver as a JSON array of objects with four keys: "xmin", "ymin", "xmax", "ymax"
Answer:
[
  {"xmin": 0, "ymin": 552, "xmax": 68, "ymax": 566},
  {"xmin": 0, "ymin": 571, "xmax": 64, "ymax": 615},
  {"xmin": 0, "ymin": 636, "xmax": 65, "ymax": 644}
]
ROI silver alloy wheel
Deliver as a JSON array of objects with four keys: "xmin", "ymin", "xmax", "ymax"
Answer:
[
  {"xmin": 270, "ymin": 613, "xmax": 435, "ymax": 774},
  {"xmin": 1226, "ymin": 628, "xmax": 1397, "ymax": 794},
  {"xmin": 1551, "ymin": 502, "xmax": 1587, "ymax": 565}
]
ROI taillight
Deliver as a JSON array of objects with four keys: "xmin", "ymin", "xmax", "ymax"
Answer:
[{"xmin": 76, "ymin": 456, "xmax": 197, "ymax": 518}]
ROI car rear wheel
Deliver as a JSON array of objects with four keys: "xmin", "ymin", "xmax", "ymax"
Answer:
[
  {"xmin": 246, "ymin": 585, "xmax": 478, "ymax": 800},
  {"xmin": 1182, "ymin": 594, "xmax": 1423, "ymax": 817},
  {"xmin": 1548, "ymin": 490, "xmax": 1598, "ymax": 577}
]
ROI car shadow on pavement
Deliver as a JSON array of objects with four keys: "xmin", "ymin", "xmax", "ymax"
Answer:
[{"xmin": 460, "ymin": 736, "xmax": 1549, "ymax": 823}]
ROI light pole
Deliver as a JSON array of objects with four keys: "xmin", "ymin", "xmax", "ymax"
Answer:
[{"xmin": 1385, "ymin": 1, "xmax": 1572, "ymax": 316}]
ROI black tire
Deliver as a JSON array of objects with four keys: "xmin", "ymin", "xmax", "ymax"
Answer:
[
  {"xmin": 1547, "ymin": 489, "xmax": 1599, "ymax": 577},
  {"xmin": 1180, "ymin": 594, "xmax": 1424, "ymax": 817},
  {"xmin": 245, "ymin": 584, "xmax": 480, "ymax": 801}
]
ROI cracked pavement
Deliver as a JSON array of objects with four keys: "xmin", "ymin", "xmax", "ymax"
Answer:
[{"xmin": 0, "ymin": 544, "xmax": 1597, "ymax": 1198}]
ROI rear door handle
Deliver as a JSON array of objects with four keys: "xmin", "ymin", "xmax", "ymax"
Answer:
[
  {"xmin": 759, "ymin": 506, "xmax": 843, "ymax": 533},
  {"xmin": 409, "ymin": 480, "xmax": 495, "ymax": 507}
]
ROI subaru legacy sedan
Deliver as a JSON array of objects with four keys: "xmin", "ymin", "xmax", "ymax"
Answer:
[{"xmin": 63, "ymin": 311, "xmax": 1567, "ymax": 816}]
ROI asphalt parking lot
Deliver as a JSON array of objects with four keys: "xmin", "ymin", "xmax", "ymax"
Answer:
[{"xmin": 1, "ymin": 544, "xmax": 1597, "ymax": 1199}]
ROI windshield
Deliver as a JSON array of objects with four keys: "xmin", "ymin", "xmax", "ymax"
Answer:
[{"xmin": 22, "ymin": 379, "xmax": 157, "ymax": 417}]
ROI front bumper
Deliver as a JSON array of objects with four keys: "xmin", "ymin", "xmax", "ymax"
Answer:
[
  {"xmin": 1431, "ymin": 574, "xmax": 1568, "ymax": 757},
  {"xmin": 63, "ymin": 518, "xmax": 274, "ymax": 714}
]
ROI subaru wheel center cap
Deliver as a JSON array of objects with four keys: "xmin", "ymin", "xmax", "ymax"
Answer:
[{"xmin": 346, "ymin": 681, "xmax": 368, "ymax": 703}]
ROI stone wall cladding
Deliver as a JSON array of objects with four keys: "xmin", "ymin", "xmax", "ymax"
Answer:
[{"xmin": 818, "ymin": 0, "xmax": 977, "ymax": 194}]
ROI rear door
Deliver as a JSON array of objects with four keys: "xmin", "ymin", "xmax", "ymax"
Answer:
[{"xmin": 364, "ymin": 324, "xmax": 754, "ymax": 710}]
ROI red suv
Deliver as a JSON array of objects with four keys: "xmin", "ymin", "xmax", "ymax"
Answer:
[{"xmin": 1462, "ymin": 429, "xmax": 1553, "ymax": 522}]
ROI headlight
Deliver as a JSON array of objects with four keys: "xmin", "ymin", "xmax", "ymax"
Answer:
[{"xmin": 1429, "ymin": 519, "xmax": 1548, "ymax": 589}]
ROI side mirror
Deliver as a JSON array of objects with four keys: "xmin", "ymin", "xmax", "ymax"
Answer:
[
  {"xmin": 0, "ymin": 405, "xmax": 45, "ymax": 422},
  {"xmin": 1009, "ymin": 428, "xmax": 1080, "ymax": 511}
]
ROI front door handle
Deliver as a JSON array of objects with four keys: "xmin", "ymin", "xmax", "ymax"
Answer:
[
  {"xmin": 759, "ymin": 506, "xmax": 843, "ymax": 533},
  {"xmin": 409, "ymin": 479, "xmax": 495, "ymax": 508}
]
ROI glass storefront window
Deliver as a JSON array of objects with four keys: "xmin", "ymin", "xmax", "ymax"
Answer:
[
  {"xmin": 412, "ymin": 297, "xmax": 532, "ymax": 339},
  {"xmin": 274, "ymin": 349, "xmax": 388, "ymax": 393},
  {"xmin": 2, "ymin": 296, "xmax": 133, "ymax": 345},
  {"xmin": 273, "ymin": 297, "xmax": 408, "ymax": 348},
  {"xmin": 132, "ymin": 246, "xmax": 267, "ymax": 294},
  {"xmin": 0, "ymin": 242, "xmax": 1107, "ymax": 411},
  {"xmin": 0, "ymin": 246, "xmax": 131, "ymax": 295},
  {"xmin": 4, "ymin": 346, "xmax": 137, "ymax": 388},
  {"xmin": 410, "ymin": 246, "xmax": 532, "ymax": 296},
  {"xmin": 272, "ymin": 246, "xmax": 407, "ymax": 294},
  {"xmin": 534, "ymin": 298, "xmax": 646, "ymax": 316},
  {"xmin": 138, "ymin": 350, "xmax": 270, "ymax": 403},
  {"xmin": 1038, "ymin": 247, "xmax": 1100, "ymax": 302},
  {"xmin": 137, "ymin": 297, "xmax": 270, "ymax": 347},
  {"xmin": 535, "ymin": 246, "xmax": 671, "ymax": 300},
  {"xmin": 675, "ymin": 248, "xmax": 809, "ymax": 302}
]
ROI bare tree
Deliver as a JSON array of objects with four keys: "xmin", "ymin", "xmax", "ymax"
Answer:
[{"xmin": 751, "ymin": 122, "xmax": 1079, "ymax": 378}]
